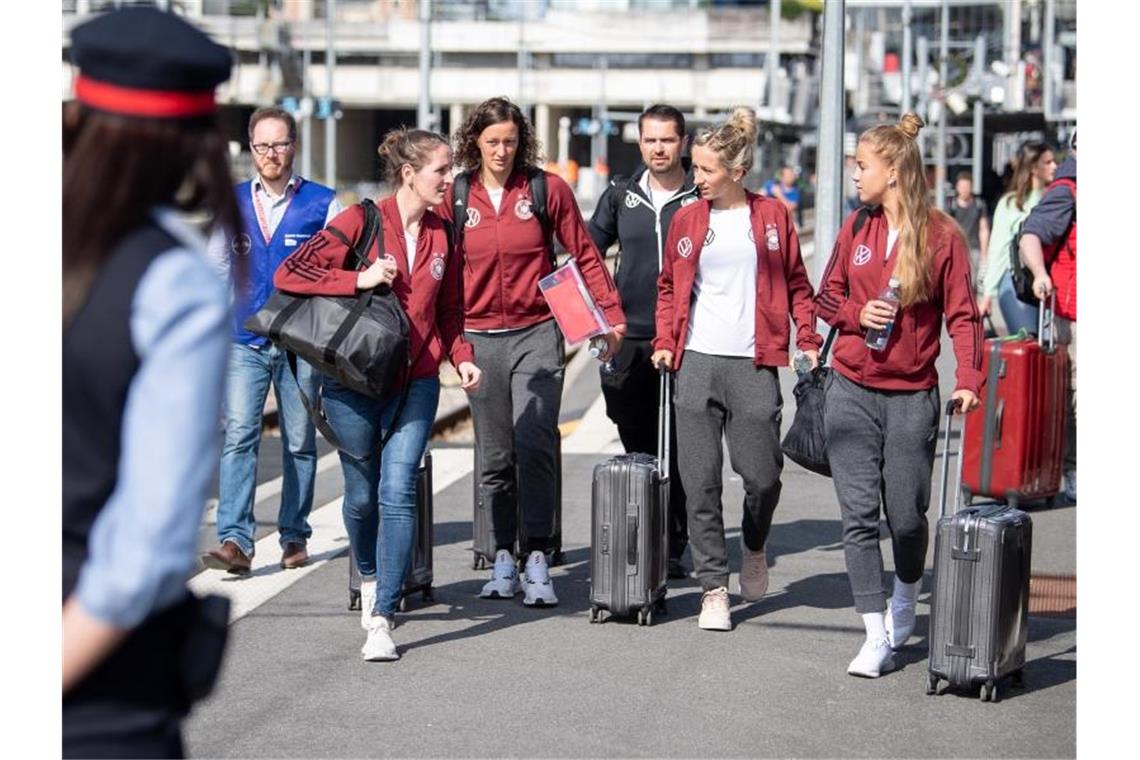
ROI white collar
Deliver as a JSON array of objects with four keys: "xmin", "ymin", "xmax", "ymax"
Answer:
[
  {"xmin": 253, "ymin": 172, "xmax": 301, "ymax": 197},
  {"xmin": 150, "ymin": 206, "xmax": 208, "ymax": 255}
]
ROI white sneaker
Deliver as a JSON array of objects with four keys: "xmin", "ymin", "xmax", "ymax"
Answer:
[
  {"xmin": 522, "ymin": 550, "xmax": 559, "ymax": 607},
  {"xmin": 361, "ymin": 615, "xmax": 399, "ymax": 662},
  {"xmin": 698, "ymin": 586, "xmax": 732, "ymax": 631},
  {"xmin": 884, "ymin": 597, "xmax": 916, "ymax": 650},
  {"xmin": 847, "ymin": 637, "xmax": 895, "ymax": 678},
  {"xmin": 360, "ymin": 579, "xmax": 377, "ymax": 631},
  {"xmin": 739, "ymin": 538, "xmax": 769, "ymax": 602},
  {"xmin": 1063, "ymin": 469, "xmax": 1077, "ymax": 502},
  {"xmin": 479, "ymin": 549, "xmax": 521, "ymax": 599}
]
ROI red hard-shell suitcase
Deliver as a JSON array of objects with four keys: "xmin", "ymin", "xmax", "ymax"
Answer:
[{"xmin": 961, "ymin": 295, "xmax": 1069, "ymax": 506}]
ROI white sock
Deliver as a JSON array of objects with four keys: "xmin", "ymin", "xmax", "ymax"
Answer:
[
  {"xmin": 893, "ymin": 577, "xmax": 921, "ymax": 606},
  {"xmin": 862, "ymin": 612, "xmax": 887, "ymax": 642}
]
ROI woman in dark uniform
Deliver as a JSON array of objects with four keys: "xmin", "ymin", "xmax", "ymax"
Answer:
[{"xmin": 62, "ymin": 8, "xmax": 238, "ymax": 757}]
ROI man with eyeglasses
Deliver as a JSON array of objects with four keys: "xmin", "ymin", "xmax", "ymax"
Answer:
[{"xmin": 203, "ymin": 106, "xmax": 341, "ymax": 574}]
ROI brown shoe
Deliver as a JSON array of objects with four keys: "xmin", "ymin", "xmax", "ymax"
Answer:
[
  {"xmin": 202, "ymin": 541, "xmax": 252, "ymax": 575},
  {"xmin": 280, "ymin": 542, "xmax": 309, "ymax": 569}
]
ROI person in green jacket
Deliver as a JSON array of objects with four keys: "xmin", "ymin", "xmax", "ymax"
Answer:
[{"xmin": 975, "ymin": 141, "xmax": 1056, "ymax": 335}]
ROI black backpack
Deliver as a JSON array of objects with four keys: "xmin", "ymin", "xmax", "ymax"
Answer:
[{"xmin": 451, "ymin": 166, "xmax": 556, "ymax": 269}]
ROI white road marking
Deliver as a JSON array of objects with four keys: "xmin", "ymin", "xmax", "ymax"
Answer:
[{"xmin": 190, "ymin": 447, "xmax": 475, "ymax": 623}]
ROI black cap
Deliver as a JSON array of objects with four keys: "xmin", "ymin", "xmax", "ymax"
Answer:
[{"xmin": 70, "ymin": 7, "xmax": 231, "ymax": 118}]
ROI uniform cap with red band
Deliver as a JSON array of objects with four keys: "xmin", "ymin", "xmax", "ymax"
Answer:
[{"xmin": 69, "ymin": 7, "xmax": 232, "ymax": 118}]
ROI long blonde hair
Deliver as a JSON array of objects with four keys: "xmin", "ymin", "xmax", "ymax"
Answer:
[
  {"xmin": 859, "ymin": 112, "xmax": 933, "ymax": 307},
  {"xmin": 692, "ymin": 107, "xmax": 758, "ymax": 176}
]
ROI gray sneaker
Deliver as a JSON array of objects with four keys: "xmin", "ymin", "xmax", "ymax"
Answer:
[
  {"xmin": 522, "ymin": 550, "xmax": 559, "ymax": 607},
  {"xmin": 739, "ymin": 537, "xmax": 769, "ymax": 602},
  {"xmin": 479, "ymin": 549, "xmax": 521, "ymax": 599}
]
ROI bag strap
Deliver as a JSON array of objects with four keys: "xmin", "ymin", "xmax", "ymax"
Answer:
[
  {"xmin": 326, "ymin": 198, "xmax": 381, "ymax": 272},
  {"xmin": 450, "ymin": 171, "xmax": 472, "ymax": 244},
  {"xmin": 286, "ymin": 336, "xmax": 429, "ymax": 460},
  {"xmin": 819, "ymin": 325, "xmax": 838, "ymax": 365},
  {"xmin": 285, "ymin": 350, "xmax": 360, "ymax": 457},
  {"xmin": 815, "ymin": 207, "xmax": 865, "ymax": 366},
  {"xmin": 527, "ymin": 166, "xmax": 557, "ymax": 271}
]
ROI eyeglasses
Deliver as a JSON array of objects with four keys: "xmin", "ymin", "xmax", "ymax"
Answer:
[{"xmin": 250, "ymin": 141, "xmax": 295, "ymax": 156}]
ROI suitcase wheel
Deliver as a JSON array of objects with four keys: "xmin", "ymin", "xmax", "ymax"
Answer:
[
  {"xmin": 589, "ymin": 606, "xmax": 600, "ymax": 624},
  {"xmin": 398, "ymin": 596, "xmax": 408, "ymax": 613},
  {"xmin": 637, "ymin": 608, "xmax": 654, "ymax": 626},
  {"xmin": 979, "ymin": 680, "xmax": 999, "ymax": 703},
  {"xmin": 349, "ymin": 590, "xmax": 361, "ymax": 612},
  {"xmin": 473, "ymin": 555, "xmax": 486, "ymax": 571},
  {"xmin": 925, "ymin": 673, "xmax": 938, "ymax": 696}
]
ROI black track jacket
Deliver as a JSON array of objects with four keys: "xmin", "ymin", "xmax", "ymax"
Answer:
[{"xmin": 588, "ymin": 166, "xmax": 699, "ymax": 339}]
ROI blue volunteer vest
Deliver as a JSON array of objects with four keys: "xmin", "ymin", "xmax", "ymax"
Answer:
[{"xmin": 231, "ymin": 178, "xmax": 336, "ymax": 345}]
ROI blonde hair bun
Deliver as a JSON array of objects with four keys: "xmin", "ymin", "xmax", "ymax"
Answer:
[
  {"xmin": 727, "ymin": 107, "xmax": 759, "ymax": 145},
  {"xmin": 898, "ymin": 112, "xmax": 925, "ymax": 140}
]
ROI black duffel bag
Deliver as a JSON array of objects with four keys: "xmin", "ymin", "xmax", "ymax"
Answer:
[
  {"xmin": 780, "ymin": 327, "xmax": 837, "ymax": 477},
  {"xmin": 244, "ymin": 199, "xmax": 409, "ymax": 402}
]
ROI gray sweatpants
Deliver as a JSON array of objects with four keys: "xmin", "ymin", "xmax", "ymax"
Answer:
[
  {"xmin": 466, "ymin": 319, "xmax": 564, "ymax": 552},
  {"xmin": 823, "ymin": 371, "xmax": 940, "ymax": 614},
  {"xmin": 674, "ymin": 351, "xmax": 784, "ymax": 591}
]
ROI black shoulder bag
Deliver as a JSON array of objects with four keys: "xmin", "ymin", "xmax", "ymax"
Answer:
[
  {"xmin": 780, "ymin": 327, "xmax": 837, "ymax": 477},
  {"xmin": 245, "ymin": 199, "xmax": 417, "ymax": 457},
  {"xmin": 779, "ymin": 206, "xmax": 871, "ymax": 477}
]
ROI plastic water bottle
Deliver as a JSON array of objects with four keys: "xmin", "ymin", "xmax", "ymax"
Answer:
[
  {"xmin": 793, "ymin": 350, "xmax": 813, "ymax": 378},
  {"xmin": 589, "ymin": 336, "xmax": 615, "ymax": 374},
  {"xmin": 865, "ymin": 278, "xmax": 901, "ymax": 352}
]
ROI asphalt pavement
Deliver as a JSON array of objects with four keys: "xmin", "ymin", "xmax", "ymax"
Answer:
[{"xmin": 185, "ymin": 334, "xmax": 1076, "ymax": 759}]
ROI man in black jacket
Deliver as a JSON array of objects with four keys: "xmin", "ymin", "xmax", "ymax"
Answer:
[{"xmin": 588, "ymin": 104, "xmax": 698, "ymax": 578}]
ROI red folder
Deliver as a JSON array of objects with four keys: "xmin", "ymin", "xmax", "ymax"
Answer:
[{"xmin": 538, "ymin": 259, "xmax": 609, "ymax": 345}]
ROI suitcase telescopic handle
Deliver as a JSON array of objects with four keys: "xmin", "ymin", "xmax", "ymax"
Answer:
[
  {"xmin": 1037, "ymin": 290, "xmax": 1057, "ymax": 352},
  {"xmin": 656, "ymin": 365, "xmax": 672, "ymax": 479},
  {"xmin": 937, "ymin": 399, "xmax": 967, "ymax": 519}
]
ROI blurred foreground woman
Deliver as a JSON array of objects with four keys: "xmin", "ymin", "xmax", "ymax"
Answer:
[{"xmin": 62, "ymin": 8, "xmax": 238, "ymax": 757}]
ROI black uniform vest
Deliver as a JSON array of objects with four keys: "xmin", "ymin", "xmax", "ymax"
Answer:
[{"xmin": 62, "ymin": 221, "xmax": 195, "ymax": 714}]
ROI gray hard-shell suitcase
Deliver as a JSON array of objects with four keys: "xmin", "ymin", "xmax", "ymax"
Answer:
[
  {"xmin": 588, "ymin": 369, "xmax": 671, "ymax": 625},
  {"xmin": 348, "ymin": 450, "xmax": 434, "ymax": 612},
  {"xmin": 927, "ymin": 400, "xmax": 1032, "ymax": 702},
  {"xmin": 472, "ymin": 437, "xmax": 563, "ymax": 569}
]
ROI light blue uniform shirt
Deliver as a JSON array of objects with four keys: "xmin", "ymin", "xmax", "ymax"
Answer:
[{"xmin": 73, "ymin": 208, "xmax": 230, "ymax": 628}]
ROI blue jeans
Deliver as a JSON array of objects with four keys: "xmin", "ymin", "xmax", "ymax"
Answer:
[
  {"xmin": 997, "ymin": 270, "xmax": 1039, "ymax": 337},
  {"xmin": 217, "ymin": 342, "xmax": 319, "ymax": 556},
  {"xmin": 322, "ymin": 376, "xmax": 439, "ymax": 618}
]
